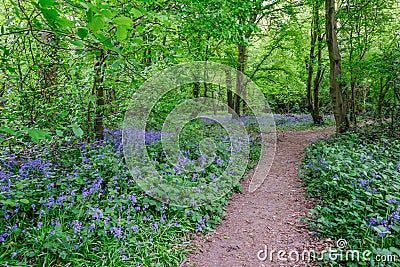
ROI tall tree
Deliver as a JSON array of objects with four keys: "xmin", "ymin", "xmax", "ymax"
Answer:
[
  {"xmin": 306, "ymin": 0, "xmax": 324, "ymax": 124},
  {"xmin": 338, "ymin": 0, "xmax": 393, "ymax": 125},
  {"xmin": 325, "ymin": 0, "xmax": 349, "ymax": 132}
]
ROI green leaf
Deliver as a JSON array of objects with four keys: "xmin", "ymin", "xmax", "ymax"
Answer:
[
  {"xmin": 26, "ymin": 251, "xmax": 36, "ymax": 257},
  {"xmin": 4, "ymin": 199, "xmax": 16, "ymax": 207},
  {"xmin": 0, "ymin": 127, "xmax": 16, "ymax": 135},
  {"xmin": 59, "ymin": 250, "xmax": 67, "ymax": 259},
  {"xmin": 43, "ymin": 242, "xmax": 53, "ymax": 249},
  {"xmin": 56, "ymin": 130, "xmax": 63, "ymax": 137},
  {"xmin": 27, "ymin": 129, "xmax": 51, "ymax": 142},
  {"xmin": 41, "ymin": 8, "xmax": 58, "ymax": 22},
  {"xmin": 89, "ymin": 95, "xmax": 97, "ymax": 102},
  {"xmin": 88, "ymin": 15, "xmax": 105, "ymax": 31},
  {"xmin": 32, "ymin": 18, "xmax": 43, "ymax": 30},
  {"xmin": 111, "ymin": 59, "xmax": 122, "ymax": 68},
  {"xmin": 15, "ymin": 182, "xmax": 24, "ymax": 189},
  {"xmin": 87, "ymin": 8, "xmax": 93, "ymax": 22},
  {"xmin": 100, "ymin": 9, "xmax": 113, "ymax": 18},
  {"xmin": 15, "ymin": 130, "xmax": 24, "ymax": 138},
  {"xmin": 112, "ymin": 46, "xmax": 123, "ymax": 55},
  {"xmin": 20, "ymin": 199, "xmax": 30, "ymax": 204},
  {"xmin": 39, "ymin": 0, "xmax": 55, "ymax": 8},
  {"xmin": 132, "ymin": 38, "xmax": 144, "ymax": 45},
  {"xmin": 116, "ymin": 26, "xmax": 128, "ymax": 41},
  {"xmin": 27, "ymin": 129, "xmax": 42, "ymax": 141},
  {"xmin": 56, "ymin": 17, "xmax": 74, "ymax": 27},
  {"xmin": 392, "ymin": 224, "xmax": 400, "ymax": 232},
  {"xmin": 77, "ymin": 27, "xmax": 88, "ymax": 39},
  {"xmin": 114, "ymin": 16, "xmax": 133, "ymax": 27},
  {"xmin": 67, "ymin": 38, "xmax": 83, "ymax": 48},
  {"xmin": 93, "ymin": 33, "xmax": 112, "ymax": 47},
  {"xmin": 72, "ymin": 125, "xmax": 83, "ymax": 137},
  {"xmin": 390, "ymin": 247, "xmax": 400, "ymax": 256},
  {"xmin": 136, "ymin": 25, "xmax": 144, "ymax": 33},
  {"xmin": 131, "ymin": 8, "xmax": 142, "ymax": 17}
]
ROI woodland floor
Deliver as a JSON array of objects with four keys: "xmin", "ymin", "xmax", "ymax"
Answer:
[{"xmin": 181, "ymin": 127, "xmax": 335, "ymax": 267}]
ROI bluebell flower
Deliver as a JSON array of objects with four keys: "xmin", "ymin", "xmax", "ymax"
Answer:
[
  {"xmin": 70, "ymin": 220, "xmax": 82, "ymax": 234},
  {"xmin": 216, "ymin": 157, "xmax": 224, "ymax": 165},
  {"xmin": 110, "ymin": 226, "xmax": 123, "ymax": 238},
  {"xmin": 367, "ymin": 217, "xmax": 377, "ymax": 226},
  {"xmin": 88, "ymin": 223, "xmax": 96, "ymax": 232}
]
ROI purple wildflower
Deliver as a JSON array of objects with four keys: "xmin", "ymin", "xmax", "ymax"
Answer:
[{"xmin": 70, "ymin": 220, "xmax": 82, "ymax": 234}]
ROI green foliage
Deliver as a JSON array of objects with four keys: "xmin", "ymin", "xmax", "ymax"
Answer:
[
  {"xmin": 0, "ymin": 116, "xmax": 262, "ymax": 266},
  {"xmin": 300, "ymin": 129, "xmax": 400, "ymax": 266},
  {"xmin": 1, "ymin": 0, "xmax": 400, "ymax": 265}
]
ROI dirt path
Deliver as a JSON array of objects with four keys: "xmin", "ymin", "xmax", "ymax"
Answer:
[{"xmin": 181, "ymin": 127, "xmax": 335, "ymax": 267}]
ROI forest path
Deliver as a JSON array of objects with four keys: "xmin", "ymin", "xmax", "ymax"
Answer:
[{"xmin": 181, "ymin": 127, "xmax": 335, "ymax": 267}]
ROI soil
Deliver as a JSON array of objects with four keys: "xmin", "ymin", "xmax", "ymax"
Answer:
[{"xmin": 180, "ymin": 127, "xmax": 336, "ymax": 267}]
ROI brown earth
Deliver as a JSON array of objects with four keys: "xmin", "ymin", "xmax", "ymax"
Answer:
[{"xmin": 180, "ymin": 127, "xmax": 336, "ymax": 267}]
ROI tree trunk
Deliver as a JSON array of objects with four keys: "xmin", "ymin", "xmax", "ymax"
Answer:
[
  {"xmin": 225, "ymin": 69, "xmax": 234, "ymax": 113},
  {"xmin": 203, "ymin": 38, "xmax": 210, "ymax": 98},
  {"xmin": 313, "ymin": 26, "xmax": 324, "ymax": 124},
  {"xmin": 377, "ymin": 77, "xmax": 390, "ymax": 121},
  {"xmin": 350, "ymin": 78, "xmax": 357, "ymax": 125},
  {"xmin": 203, "ymin": 82, "xmax": 208, "ymax": 98},
  {"xmin": 234, "ymin": 44, "xmax": 246, "ymax": 119},
  {"xmin": 212, "ymin": 91, "xmax": 217, "ymax": 115},
  {"xmin": 93, "ymin": 50, "xmax": 107, "ymax": 140},
  {"xmin": 306, "ymin": 10, "xmax": 316, "ymax": 115},
  {"xmin": 0, "ymin": 69, "xmax": 5, "ymax": 105},
  {"xmin": 348, "ymin": 25, "xmax": 358, "ymax": 126},
  {"xmin": 191, "ymin": 76, "xmax": 201, "ymax": 118},
  {"xmin": 193, "ymin": 80, "xmax": 200, "ymax": 98},
  {"xmin": 307, "ymin": 2, "xmax": 324, "ymax": 124},
  {"xmin": 362, "ymin": 82, "xmax": 368, "ymax": 116},
  {"xmin": 325, "ymin": 0, "xmax": 349, "ymax": 133}
]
